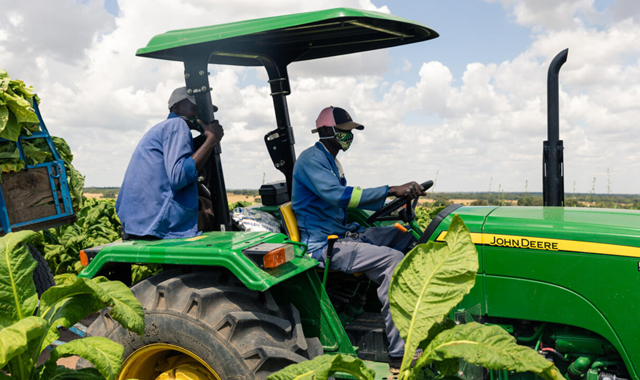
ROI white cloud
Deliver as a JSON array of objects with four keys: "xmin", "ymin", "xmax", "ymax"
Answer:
[
  {"xmin": 486, "ymin": 0, "xmax": 599, "ymax": 29},
  {"xmin": 1, "ymin": 0, "xmax": 640, "ymax": 195}
]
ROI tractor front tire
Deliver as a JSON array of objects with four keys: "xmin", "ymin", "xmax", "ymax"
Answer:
[
  {"xmin": 27, "ymin": 244, "xmax": 55, "ymax": 296},
  {"xmin": 80, "ymin": 269, "xmax": 322, "ymax": 380}
]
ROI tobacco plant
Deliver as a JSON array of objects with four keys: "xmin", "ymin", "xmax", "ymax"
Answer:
[
  {"xmin": 0, "ymin": 230, "xmax": 145, "ymax": 380},
  {"xmin": 35, "ymin": 199, "xmax": 121, "ymax": 276},
  {"xmin": 267, "ymin": 215, "xmax": 565, "ymax": 380}
]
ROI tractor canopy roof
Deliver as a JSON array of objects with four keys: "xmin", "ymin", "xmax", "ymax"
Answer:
[{"xmin": 136, "ymin": 7, "xmax": 438, "ymax": 66}]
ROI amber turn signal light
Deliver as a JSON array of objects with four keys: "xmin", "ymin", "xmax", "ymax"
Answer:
[
  {"xmin": 79, "ymin": 250, "xmax": 88, "ymax": 266},
  {"xmin": 263, "ymin": 246, "xmax": 294, "ymax": 269}
]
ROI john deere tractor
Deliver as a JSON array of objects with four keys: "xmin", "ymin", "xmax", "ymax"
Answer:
[{"xmin": 77, "ymin": 8, "xmax": 640, "ymax": 380}]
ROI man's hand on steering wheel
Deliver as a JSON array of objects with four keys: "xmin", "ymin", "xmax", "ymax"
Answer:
[
  {"xmin": 389, "ymin": 181, "xmax": 427, "ymax": 199},
  {"xmin": 365, "ymin": 180, "xmax": 433, "ymax": 225}
]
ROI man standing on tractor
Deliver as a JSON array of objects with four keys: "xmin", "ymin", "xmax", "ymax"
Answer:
[
  {"xmin": 116, "ymin": 87, "xmax": 224, "ymax": 240},
  {"xmin": 291, "ymin": 106, "xmax": 425, "ymax": 372}
]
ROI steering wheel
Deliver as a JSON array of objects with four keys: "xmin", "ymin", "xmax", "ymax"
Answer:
[{"xmin": 365, "ymin": 180, "xmax": 434, "ymax": 225}]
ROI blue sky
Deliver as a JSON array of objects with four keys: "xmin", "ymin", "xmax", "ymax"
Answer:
[
  {"xmin": 2, "ymin": 0, "xmax": 640, "ymax": 193},
  {"xmin": 380, "ymin": 1, "xmax": 532, "ymax": 80}
]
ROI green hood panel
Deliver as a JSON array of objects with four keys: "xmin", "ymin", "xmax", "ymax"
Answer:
[
  {"xmin": 483, "ymin": 206, "xmax": 640, "ymax": 253},
  {"xmin": 78, "ymin": 231, "xmax": 318, "ymax": 291},
  {"xmin": 136, "ymin": 8, "xmax": 437, "ymax": 65},
  {"xmin": 434, "ymin": 205, "xmax": 640, "ymax": 379}
]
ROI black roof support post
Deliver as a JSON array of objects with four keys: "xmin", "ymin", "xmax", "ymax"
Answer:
[
  {"xmin": 260, "ymin": 57, "xmax": 296, "ymax": 198},
  {"xmin": 543, "ymin": 49, "xmax": 568, "ymax": 207},
  {"xmin": 183, "ymin": 51, "xmax": 231, "ymax": 231}
]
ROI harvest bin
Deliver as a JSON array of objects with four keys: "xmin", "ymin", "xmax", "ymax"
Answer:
[{"xmin": 0, "ymin": 99, "xmax": 76, "ymax": 234}]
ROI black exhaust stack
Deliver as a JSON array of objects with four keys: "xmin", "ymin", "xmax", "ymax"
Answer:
[{"xmin": 543, "ymin": 49, "xmax": 568, "ymax": 207}]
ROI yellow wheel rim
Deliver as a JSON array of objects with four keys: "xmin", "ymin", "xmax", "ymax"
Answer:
[{"xmin": 118, "ymin": 343, "xmax": 222, "ymax": 380}]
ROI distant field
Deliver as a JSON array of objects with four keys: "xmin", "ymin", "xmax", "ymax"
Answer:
[
  {"xmin": 83, "ymin": 187, "xmax": 640, "ymax": 210},
  {"xmin": 84, "ymin": 188, "xmax": 260, "ymax": 203}
]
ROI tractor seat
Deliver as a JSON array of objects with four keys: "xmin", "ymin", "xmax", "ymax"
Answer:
[
  {"xmin": 279, "ymin": 202, "xmax": 363, "ymax": 277},
  {"xmin": 279, "ymin": 202, "xmax": 301, "ymax": 243}
]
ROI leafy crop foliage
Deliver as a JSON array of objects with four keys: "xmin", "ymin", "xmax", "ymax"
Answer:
[
  {"xmin": 32, "ymin": 198, "xmax": 161, "ymax": 284},
  {"xmin": 34, "ymin": 198, "xmax": 121, "ymax": 275},
  {"xmin": 0, "ymin": 70, "xmax": 40, "ymax": 141},
  {"xmin": 0, "ymin": 230, "xmax": 145, "ymax": 380},
  {"xmin": 0, "ymin": 70, "xmax": 85, "ymax": 210},
  {"xmin": 267, "ymin": 216, "xmax": 564, "ymax": 380}
]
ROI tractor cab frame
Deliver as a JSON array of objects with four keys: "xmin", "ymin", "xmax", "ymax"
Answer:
[{"xmin": 135, "ymin": 8, "xmax": 438, "ymax": 230}]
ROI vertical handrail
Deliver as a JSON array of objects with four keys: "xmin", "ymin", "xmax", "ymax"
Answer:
[{"xmin": 183, "ymin": 50, "xmax": 231, "ymax": 231}]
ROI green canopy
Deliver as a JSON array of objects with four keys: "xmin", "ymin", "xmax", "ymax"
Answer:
[{"xmin": 136, "ymin": 8, "xmax": 438, "ymax": 66}]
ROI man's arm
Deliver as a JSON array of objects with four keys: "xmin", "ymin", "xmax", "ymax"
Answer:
[
  {"xmin": 297, "ymin": 155, "xmax": 388, "ymax": 211},
  {"xmin": 163, "ymin": 124, "xmax": 199, "ymax": 191},
  {"xmin": 192, "ymin": 119, "xmax": 224, "ymax": 172}
]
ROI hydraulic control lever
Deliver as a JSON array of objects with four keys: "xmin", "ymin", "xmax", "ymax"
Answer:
[{"xmin": 322, "ymin": 235, "xmax": 339, "ymax": 289}]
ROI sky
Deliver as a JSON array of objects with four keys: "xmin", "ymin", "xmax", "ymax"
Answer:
[{"xmin": 1, "ymin": 0, "xmax": 640, "ymax": 194}]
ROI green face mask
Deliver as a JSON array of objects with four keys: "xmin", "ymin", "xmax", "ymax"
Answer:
[{"xmin": 334, "ymin": 131, "xmax": 354, "ymax": 151}]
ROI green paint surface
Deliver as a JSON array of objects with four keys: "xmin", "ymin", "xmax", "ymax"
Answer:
[{"xmin": 136, "ymin": 7, "xmax": 437, "ymax": 65}]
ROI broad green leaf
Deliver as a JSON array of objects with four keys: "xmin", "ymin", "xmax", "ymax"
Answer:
[
  {"xmin": 40, "ymin": 294, "xmax": 105, "ymax": 351},
  {"xmin": 53, "ymin": 273, "xmax": 78, "ymax": 286},
  {"xmin": 38, "ymin": 277, "xmax": 107, "ymax": 318},
  {"xmin": 94, "ymin": 280, "xmax": 145, "ymax": 336},
  {"xmin": 407, "ymin": 368, "xmax": 437, "ymax": 380},
  {"xmin": 0, "ymin": 105, "xmax": 8, "ymax": 132},
  {"xmin": 39, "ymin": 276, "xmax": 144, "ymax": 338},
  {"xmin": 389, "ymin": 215, "xmax": 478, "ymax": 374},
  {"xmin": 4, "ymin": 91, "xmax": 39, "ymax": 124},
  {"xmin": 434, "ymin": 359, "xmax": 459, "ymax": 376},
  {"xmin": 45, "ymin": 337, "xmax": 124, "ymax": 380},
  {"xmin": 44, "ymin": 244, "xmax": 66, "ymax": 262},
  {"xmin": 266, "ymin": 354, "xmax": 374, "ymax": 380},
  {"xmin": 0, "ymin": 109, "xmax": 20, "ymax": 141},
  {"xmin": 0, "ymin": 231, "xmax": 39, "ymax": 328},
  {"xmin": 419, "ymin": 318, "xmax": 456, "ymax": 350},
  {"xmin": 0, "ymin": 79, "xmax": 9, "ymax": 93},
  {"xmin": 10, "ymin": 82, "xmax": 37, "ymax": 101},
  {"xmin": 52, "ymin": 137, "xmax": 73, "ymax": 162},
  {"xmin": 36, "ymin": 366, "xmax": 105, "ymax": 380},
  {"xmin": 0, "ymin": 316, "xmax": 48, "ymax": 368},
  {"xmin": 0, "ymin": 158, "xmax": 25, "ymax": 173},
  {"xmin": 416, "ymin": 323, "xmax": 564, "ymax": 380},
  {"xmin": 22, "ymin": 139, "xmax": 52, "ymax": 166}
]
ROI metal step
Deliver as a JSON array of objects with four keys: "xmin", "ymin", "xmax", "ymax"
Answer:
[{"xmin": 344, "ymin": 312, "xmax": 389, "ymax": 362}]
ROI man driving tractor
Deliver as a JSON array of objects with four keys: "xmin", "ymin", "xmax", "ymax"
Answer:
[
  {"xmin": 116, "ymin": 87, "xmax": 224, "ymax": 240},
  {"xmin": 291, "ymin": 105, "xmax": 426, "ymax": 371}
]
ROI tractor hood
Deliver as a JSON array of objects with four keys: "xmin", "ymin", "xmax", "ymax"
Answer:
[
  {"xmin": 438, "ymin": 206, "xmax": 640, "ymax": 379},
  {"xmin": 429, "ymin": 205, "xmax": 640, "ymax": 259},
  {"xmin": 482, "ymin": 206, "xmax": 640, "ymax": 257}
]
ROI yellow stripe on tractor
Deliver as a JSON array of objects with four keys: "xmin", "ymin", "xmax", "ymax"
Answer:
[{"xmin": 435, "ymin": 231, "xmax": 640, "ymax": 258}]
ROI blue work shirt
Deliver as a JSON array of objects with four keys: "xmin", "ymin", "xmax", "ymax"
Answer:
[
  {"xmin": 292, "ymin": 142, "xmax": 388, "ymax": 258},
  {"xmin": 116, "ymin": 112, "xmax": 200, "ymax": 239}
]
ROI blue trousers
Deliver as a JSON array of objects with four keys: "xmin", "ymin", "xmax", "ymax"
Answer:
[{"xmin": 317, "ymin": 226, "xmax": 416, "ymax": 358}]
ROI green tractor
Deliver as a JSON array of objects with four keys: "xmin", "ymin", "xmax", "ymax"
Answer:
[{"xmin": 77, "ymin": 8, "xmax": 640, "ymax": 380}]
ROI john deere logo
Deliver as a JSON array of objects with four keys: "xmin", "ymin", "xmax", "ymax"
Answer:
[
  {"xmin": 345, "ymin": 112, "xmax": 351, "ymax": 120},
  {"xmin": 489, "ymin": 236, "xmax": 559, "ymax": 251}
]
